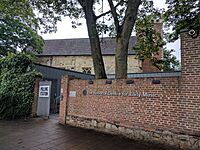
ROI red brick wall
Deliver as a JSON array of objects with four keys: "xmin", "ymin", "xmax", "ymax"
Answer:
[
  {"xmin": 142, "ymin": 21, "xmax": 163, "ymax": 72},
  {"xmin": 179, "ymin": 32, "xmax": 200, "ymax": 134},
  {"xmin": 142, "ymin": 59, "xmax": 160, "ymax": 72},
  {"xmin": 66, "ymin": 77, "xmax": 183, "ymax": 133},
  {"xmin": 59, "ymin": 76, "xmax": 70, "ymax": 124},
  {"xmin": 32, "ymin": 77, "xmax": 41, "ymax": 117},
  {"xmin": 59, "ymin": 32, "xmax": 200, "ymax": 149}
]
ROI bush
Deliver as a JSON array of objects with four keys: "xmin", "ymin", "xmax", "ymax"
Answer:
[{"xmin": 0, "ymin": 53, "xmax": 38, "ymax": 119}]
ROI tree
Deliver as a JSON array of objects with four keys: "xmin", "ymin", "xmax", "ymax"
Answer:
[
  {"xmin": 107, "ymin": 0, "xmax": 141, "ymax": 78},
  {"xmin": 164, "ymin": 0, "xmax": 200, "ymax": 41},
  {"xmin": 23, "ymin": 0, "xmax": 199, "ymax": 79},
  {"xmin": 77, "ymin": 0, "xmax": 107, "ymax": 79},
  {"xmin": 31, "ymin": 0, "xmax": 108, "ymax": 79},
  {"xmin": 0, "ymin": 0, "xmax": 44, "ymax": 57},
  {"xmin": 134, "ymin": 1, "xmax": 165, "ymax": 62},
  {"xmin": 0, "ymin": 0, "xmax": 43, "ymax": 119},
  {"xmin": 30, "ymin": 0, "xmax": 142, "ymax": 79},
  {"xmin": 158, "ymin": 49, "xmax": 180, "ymax": 71},
  {"xmin": 133, "ymin": 1, "xmax": 180, "ymax": 72}
]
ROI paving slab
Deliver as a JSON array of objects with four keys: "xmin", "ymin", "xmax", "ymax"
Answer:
[{"xmin": 0, "ymin": 115, "xmax": 180, "ymax": 150}]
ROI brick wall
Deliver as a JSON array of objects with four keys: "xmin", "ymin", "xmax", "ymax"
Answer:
[
  {"xmin": 142, "ymin": 59, "xmax": 160, "ymax": 72},
  {"xmin": 59, "ymin": 76, "xmax": 70, "ymax": 124},
  {"xmin": 142, "ymin": 21, "xmax": 163, "ymax": 72},
  {"xmin": 67, "ymin": 77, "xmax": 181, "ymax": 130},
  {"xmin": 32, "ymin": 77, "xmax": 41, "ymax": 117},
  {"xmin": 179, "ymin": 32, "xmax": 200, "ymax": 134},
  {"xmin": 59, "ymin": 31, "xmax": 200, "ymax": 149}
]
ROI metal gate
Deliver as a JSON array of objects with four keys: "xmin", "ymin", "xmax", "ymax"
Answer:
[{"xmin": 37, "ymin": 81, "xmax": 51, "ymax": 117}]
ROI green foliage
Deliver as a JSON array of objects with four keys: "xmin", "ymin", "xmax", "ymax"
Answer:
[
  {"xmin": 0, "ymin": 0, "xmax": 44, "ymax": 56},
  {"xmin": 28, "ymin": 0, "xmax": 188, "ymax": 77},
  {"xmin": 30, "ymin": 0, "xmax": 83, "ymax": 33},
  {"xmin": 154, "ymin": 49, "xmax": 180, "ymax": 71},
  {"xmin": 134, "ymin": 0, "xmax": 165, "ymax": 61},
  {"xmin": 133, "ymin": 1, "xmax": 180, "ymax": 71},
  {"xmin": 30, "ymin": 0, "xmax": 142, "ymax": 79},
  {"xmin": 164, "ymin": 0, "xmax": 200, "ymax": 41},
  {"xmin": 0, "ymin": 53, "xmax": 38, "ymax": 119},
  {"xmin": 0, "ymin": 0, "xmax": 43, "ymax": 118},
  {"xmin": 29, "ymin": 0, "xmax": 137, "ymax": 36}
]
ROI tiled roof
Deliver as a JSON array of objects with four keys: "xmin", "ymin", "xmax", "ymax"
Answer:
[{"xmin": 38, "ymin": 36, "xmax": 137, "ymax": 56}]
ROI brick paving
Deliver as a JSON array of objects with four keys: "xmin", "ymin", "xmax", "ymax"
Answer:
[{"xmin": 0, "ymin": 115, "xmax": 180, "ymax": 150}]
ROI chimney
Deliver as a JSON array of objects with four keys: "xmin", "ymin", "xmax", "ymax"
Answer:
[{"xmin": 142, "ymin": 19, "xmax": 163, "ymax": 72}]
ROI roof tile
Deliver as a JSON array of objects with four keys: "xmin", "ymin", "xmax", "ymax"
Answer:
[{"xmin": 38, "ymin": 36, "xmax": 137, "ymax": 56}]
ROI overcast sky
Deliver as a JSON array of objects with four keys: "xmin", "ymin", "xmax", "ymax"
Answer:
[{"xmin": 40, "ymin": 0, "xmax": 181, "ymax": 60}]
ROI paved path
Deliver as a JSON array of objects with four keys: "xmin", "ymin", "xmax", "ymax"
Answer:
[{"xmin": 0, "ymin": 115, "xmax": 180, "ymax": 150}]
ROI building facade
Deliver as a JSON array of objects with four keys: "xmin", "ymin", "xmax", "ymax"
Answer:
[
  {"xmin": 37, "ymin": 36, "xmax": 160, "ymax": 75},
  {"xmin": 37, "ymin": 55, "xmax": 142, "ymax": 75}
]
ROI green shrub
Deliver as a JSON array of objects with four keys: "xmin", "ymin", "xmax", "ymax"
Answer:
[{"xmin": 0, "ymin": 53, "xmax": 38, "ymax": 119}]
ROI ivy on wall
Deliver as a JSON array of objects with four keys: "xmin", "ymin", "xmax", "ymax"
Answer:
[{"xmin": 0, "ymin": 53, "xmax": 39, "ymax": 119}]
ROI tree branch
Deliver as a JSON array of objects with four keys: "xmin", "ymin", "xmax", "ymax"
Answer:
[
  {"xmin": 77, "ymin": 0, "xmax": 86, "ymax": 9},
  {"xmin": 96, "ymin": 10, "xmax": 111, "ymax": 20},
  {"xmin": 107, "ymin": 0, "xmax": 121, "ymax": 32},
  {"xmin": 121, "ymin": 0, "xmax": 141, "ymax": 37},
  {"xmin": 96, "ymin": 0, "xmax": 124, "ymax": 20},
  {"xmin": 78, "ymin": 0, "xmax": 97, "ymax": 19}
]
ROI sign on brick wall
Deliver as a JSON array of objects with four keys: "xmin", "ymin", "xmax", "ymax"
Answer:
[{"xmin": 83, "ymin": 89, "xmax": 159, "ymax": 98}]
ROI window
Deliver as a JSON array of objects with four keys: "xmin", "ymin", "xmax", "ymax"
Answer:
[{"xmin": 82, "ymin": 67, "xmax": 91, "ymax": 74}]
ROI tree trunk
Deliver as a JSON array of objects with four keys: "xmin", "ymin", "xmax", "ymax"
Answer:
[
  {"xmin": 78, "ymin": 0, "xmax": 107, "ymax": 79},
  {"xmin": 115, "ymin": 36, "xmax": 128, "ymax": 78},
  {"xmin": 115, "ymin": 0, "xmax": 141, "ymax": 79}
]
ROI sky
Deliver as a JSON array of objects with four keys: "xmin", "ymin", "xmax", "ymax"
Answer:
[{"xmin": 40, "ymin": 0, "xmax": 181, "ymax": 60}]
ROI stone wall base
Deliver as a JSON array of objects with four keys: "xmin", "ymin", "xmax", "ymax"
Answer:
[{"xmin": 65, "ymin": 115, "xmax": 200, "ymax": 150}]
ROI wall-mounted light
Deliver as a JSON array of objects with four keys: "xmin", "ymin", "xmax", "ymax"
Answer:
[
  {"xmin": 82, "ymin": 90, "xmax": 87, "ymax": 96},
  {"xmin": 88, "ymin": 80, "xmax": 94, "ymax": 84},
  {"xmin": 105, "ymin": 79, "xmax": 112, "ymax": 84},
  {"xmin": 126, "ymin": 80, "xmax": 134, "ymax": 84},
  {"xmin": 188, "ymin": 29, "xmax": 199, "ymax": 39},
  {"xmin": 152, "ymin": 80, "xmax": 161, "ymax": 84}
]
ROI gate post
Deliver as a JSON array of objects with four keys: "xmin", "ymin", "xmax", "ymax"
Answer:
[
  {"xmin": 59, "ymin": 76, "xmax": 70, "ymax": 124},
  {"xmin": 179, "ymin": 31, "xmax": 200, "ymax": 133},
  {"xmin": 32, "ymin": 77, "xmax": 41, "ymax": 117}
]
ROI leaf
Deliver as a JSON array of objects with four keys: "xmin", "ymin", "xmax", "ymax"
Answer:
[
  {"xmin": 0, "ymin": 53, "xmax": 37, "ymax": 119},
  {"xmin": 0, "ymin": 0, "xmax": 44, "ymax": 56}
]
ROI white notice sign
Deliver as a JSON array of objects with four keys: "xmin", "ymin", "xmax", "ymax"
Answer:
[
  {"xmin": 69, "ymin": 91, "xmax": 76, "ymax": 97},
  {"xmin": 39, "ymin": 86, "xmax": 50, "ymax": 98}
]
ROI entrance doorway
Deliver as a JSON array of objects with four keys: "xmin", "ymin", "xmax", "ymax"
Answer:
[
  {"xmin": 37, "ymin": 81, "xmax": 51, "ymax": 117},
  {"xmin": 37, "ymin": 79, "xmax": 60, "ymax": 117}
]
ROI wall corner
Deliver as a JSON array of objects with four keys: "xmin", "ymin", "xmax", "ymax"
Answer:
[{"xmin": 59, "ymin": 76, "xmax": 70, "ymax": 124}]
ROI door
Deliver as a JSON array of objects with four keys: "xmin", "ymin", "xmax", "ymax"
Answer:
[
  {"xmin": 50, "ymin": 79, "xmax": 58, "ymax": 114},
  {"xmin": 37, "ymin": 81, "xmax": 51, "ymax": 117}
]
